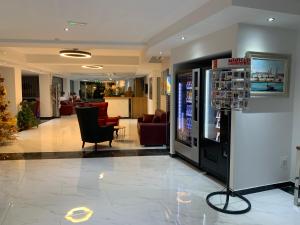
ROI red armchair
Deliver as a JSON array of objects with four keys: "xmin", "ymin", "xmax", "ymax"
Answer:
[
  {"xmin": 87, "ymin": 102, "xmax": 120, "ymax": 127},
  {"xmin": 60, "ymin": 100, "xmax": 74, "ymax": 115},
  {"xmin": 137, "ymin": 109, "xmax": 169, "ymax": 146}
]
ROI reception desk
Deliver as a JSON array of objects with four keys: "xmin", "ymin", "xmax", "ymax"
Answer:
[
  {"xmin": 105, "ymin": 97, "xmax": 131, "ymax": 117},
  {"xmin": 104, "ymin": 97, "xmax": 147, "ymax": 118}
]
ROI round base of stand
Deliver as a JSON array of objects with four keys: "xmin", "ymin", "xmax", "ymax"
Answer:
[{"xmin": 206, "ymin": 191, "xmax": 251, "ymax": 214}]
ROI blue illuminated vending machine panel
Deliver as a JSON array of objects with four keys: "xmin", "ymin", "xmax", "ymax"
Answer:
[{"xmin": 176, "ymin": 72, "xmax": 193, "ymax": 146}]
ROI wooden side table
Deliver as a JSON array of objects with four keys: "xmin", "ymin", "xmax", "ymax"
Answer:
[
  {"xmin": 295, "ymin": 146, "xmax": 300, "ymax": 206},
  {"xmin": 114, "ymin": 126, "xmax": 126, "ymax": 137}
]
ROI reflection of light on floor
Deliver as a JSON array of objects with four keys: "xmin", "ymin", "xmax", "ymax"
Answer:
[
  {"xmin": 176, "ymin": 192, "xmax": 192, "ymax": 204},
  {"xmin": 99, "ymin": 172, "xmax": 104, "ymax": 180},
  {"xmin": 65, "ymin": 207, "xmax": 93, "ymax": 223}
]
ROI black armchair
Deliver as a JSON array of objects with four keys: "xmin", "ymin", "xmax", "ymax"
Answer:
[{"xmin": 76, "ymin": 107, "xmax": 114, "ymax": 150}]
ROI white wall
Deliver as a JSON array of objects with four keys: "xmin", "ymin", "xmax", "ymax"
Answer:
[
  {"xmin": 73, "ymin": 80, "xmax": 80, "ymax": 96},
  {"xmin": 63, "ymin": 77, "xmax": 70, "ymax": 97},
  {"xmin": 171, "ymin": 25, "xmax": 238, "ymax": 64},
  {"xmin": 291, "ymin": 32, "xmax": 300, "ymax": 181},
  {"xmin": 232, "ymin": 24, "xmax": 297, "ymax": 190},
  {"xmin": 0, "ymin": 66, "xmax": 22, "ymax": 116},
  {"xmin": 39, "ymin": 74, "xmax": 53, "ymax": 117}
]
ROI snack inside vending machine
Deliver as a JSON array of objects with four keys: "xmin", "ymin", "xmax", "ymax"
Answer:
[{"xmin": 175, "ymin": 69, "xmax": 200, "ymax": 165}]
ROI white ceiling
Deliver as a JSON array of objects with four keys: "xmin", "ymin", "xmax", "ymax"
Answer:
[
  {"xmin": 146, "ymin": 6, "xmax": 300, "ymax": 56},
  {"xmin": 0, "ymin": 0, "xmax": 299, "ymax": 79},
  {"xmin": 12, "ymin": 47, "xmax": 142, "ymax": 56},
  {"xmin": 0, "ymin": 0, "xmax": 209, "ymax": 44}
]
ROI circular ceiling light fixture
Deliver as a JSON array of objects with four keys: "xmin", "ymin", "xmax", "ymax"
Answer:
[
  {"xmin": 267, "ymin": 17, "xmax": 275, "ymax": 22},
  {"xmin": 181, "ymin": 36, "xmax": 185, "ymax": 40},
  {"xmin": 59, "ymin": 49, "xmax": 91, "ymax": 58},
  {"xmin": 81, "ymin": 65, "xmax": 103, "ymax": 69}
]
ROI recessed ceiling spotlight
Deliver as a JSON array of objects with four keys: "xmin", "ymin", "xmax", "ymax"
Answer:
[
  {"xmin": 59, "ymin": 49, "xmax": 91, "ymax": 58},
  {"xmin": 64, "ymin": 27, "xmax": 69, "ymax": 32},
  {"xmin": 181, "ymin": 36, "xmax": 185, "ymax": 40},
  {"xmin": 159, "ymin": 51, "xmax": 163, "ymax": 55},
  {"xmin": 81, "ymin": 65, "xmax": 103, "ymax": 70},
  {"xmin": 267, "ymin": 17, "xmax": 275, "ymax": 22}
]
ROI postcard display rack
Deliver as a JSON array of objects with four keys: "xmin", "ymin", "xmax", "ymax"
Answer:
[{"xmin": 206, "ymin": 58, "xmax": 252, "ymax": 214}]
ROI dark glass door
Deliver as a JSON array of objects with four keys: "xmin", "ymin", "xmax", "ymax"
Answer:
[{"xmin": 200, "ymin": 69, "xmax": 230, "ymax": 182}]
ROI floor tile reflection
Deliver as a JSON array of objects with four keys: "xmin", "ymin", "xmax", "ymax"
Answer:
[
  {"xmin": 0, "ymin": 116, "xmax": 166, "ymax": 153},
  {"xmin": 0, "ymin": 156, "xmax": 299, "ymax": 225}
]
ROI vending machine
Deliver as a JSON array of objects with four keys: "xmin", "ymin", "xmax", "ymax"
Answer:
[
  {"xmin": 201, "ymin": 69, "xmax": 230, "ymax": 182},
  {"xmin": 175, "ymin": 68, "xmax": 231, "ymax": 181},
  {"xmin": 175, "ymin": 69, "xmax": 200, "ymax": 165}
]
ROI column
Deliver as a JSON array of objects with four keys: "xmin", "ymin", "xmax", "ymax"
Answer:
[
  {"xmin": 63, "ymin": 77, "xmax": 71, "ymax": 97},
  {"xmin": 170, "ymin": 66, "xmax": 175, "ymax": 155},
  {"xmin": 39, "ymin": 74, "xmax": 53, "ymax": 118},
  {"xmin": 0, "ymin": 66, "xmax": 22, "ymax": 116},
  {"xmin": 74, "ymin": 80, "xmax": 80, "ymax": 97}
]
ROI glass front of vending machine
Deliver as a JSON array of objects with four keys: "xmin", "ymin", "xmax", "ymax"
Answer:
[
  {"xmin": 175, "ymin": 69, "xmax": 200, "ymax": 165},
  {"xmin": 201, "ymin": 69, "xmax": 230, "ymax": 182}
]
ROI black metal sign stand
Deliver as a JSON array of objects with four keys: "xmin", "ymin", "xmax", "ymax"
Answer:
[
  {"xmin": 206, "ymin": 111, "xmax": 251, "ymax": 214},
  {"xmin": 206, "ymin": 58, "xmax": 251, "ymax": 214}
]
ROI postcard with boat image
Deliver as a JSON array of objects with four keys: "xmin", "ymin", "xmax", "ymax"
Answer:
[{"xmin": 246, "ymin": 52, "xmax": 290, "ymax": 96}]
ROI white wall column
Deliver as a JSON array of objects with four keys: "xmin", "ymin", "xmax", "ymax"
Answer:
[
  {"xmin": 169, "ymin": 65, "xmax": 175, "ymax": 155},
  {"xmin": 291, "ymin": 31, "xmax": 300, "ymax": 181},
  {"xmin": 63, "ymin": 77, "xmax": 70, "ymax": 97},
  {"xmin": 74, "ymin": 80, "xmax": 80, "ymax": 96},
  {"xmin": 39, "ymin": 74, "xmax": 53, "ymax": 118},
  {"xmin": 0, "ymin": 66, "xmax": 22, "ymax": 116}
]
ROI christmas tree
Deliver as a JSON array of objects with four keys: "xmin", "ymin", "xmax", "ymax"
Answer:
[{"xmin": 0, "ymin": 75, "xmax": 17, "ymax": 145}]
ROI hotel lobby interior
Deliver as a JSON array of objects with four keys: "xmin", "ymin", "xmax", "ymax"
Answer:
[{"xmin": 1, "ymin": 0, "xmax": 300, "ymax": 224}]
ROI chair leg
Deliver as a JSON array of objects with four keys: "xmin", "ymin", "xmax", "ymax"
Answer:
[
  {"xmin": 109, "ymin": 140, "xmax": 112, "ymax": 147},
  {"xmin": 82, "ymin": 141, "xmax": 85, "ymax": 148},
  {"xmin": 94, "ymin": 143, "xmax": 97, "ymax": 151}
]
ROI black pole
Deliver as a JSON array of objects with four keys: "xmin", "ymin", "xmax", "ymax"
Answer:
[{"xmin": 206, "ymin": 110, "xmax": 251, "ymax": 214}]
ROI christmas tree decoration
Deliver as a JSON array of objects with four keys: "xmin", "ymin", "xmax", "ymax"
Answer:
[
  {"xmin": 0, "ymin": 75, "xmax": 17, "ymax": 145},
  {"xmin": 17, "ymin": 101, "xmax": 38, "ymax": 131}
]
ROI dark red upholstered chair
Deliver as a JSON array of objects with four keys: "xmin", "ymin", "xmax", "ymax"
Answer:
[
  {"xmin": 60, "ymin": 100, "xmax": 74, "ymax": 115},
  {"xmin": 87, "ymin": 102, "xmax": 120, "ymax": 127},
  {"xmin": 76, "ymin": 107, "xmax": 113, "ymax": 150},
  {"xmin": 137, "ymin": 109, "xmax": 169, "ymax": 146}
]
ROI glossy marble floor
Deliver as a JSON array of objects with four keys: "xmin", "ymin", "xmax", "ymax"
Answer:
[
  {"xmin": 0, "ymin": 156, "xmax": 299, "ymax": 225},
  {"xmin": 0, "ymin": 116, "xmax": 166, "ymax": 153}
]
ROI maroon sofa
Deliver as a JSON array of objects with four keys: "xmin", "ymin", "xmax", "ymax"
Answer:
[
  {"xmin": 137, "ymin": 109, "xmax": 169, "ymax": 146},
  {"xmin": 60, "ymin": 100, "xmax": 74, "ymax": 115}
]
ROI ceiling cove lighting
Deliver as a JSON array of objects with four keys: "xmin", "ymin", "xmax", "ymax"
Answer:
[
  {"xmin": 267, "ymin": 17, "xmax": 275, "ymax": 22},
  {"xmin": 81, "ymin": 65, "xmax": 103, "ymax": 70},
  {"xmin": 59, "ymin": 49, "xmax": 91, "ymax": 58}
]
